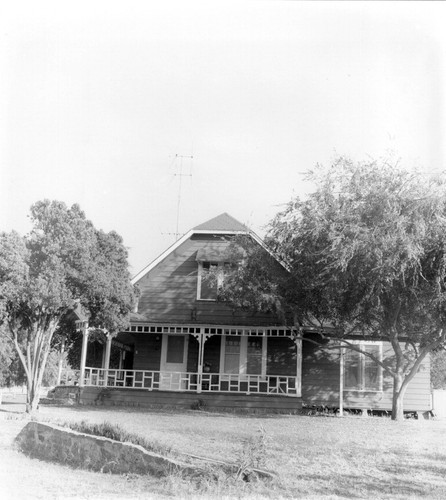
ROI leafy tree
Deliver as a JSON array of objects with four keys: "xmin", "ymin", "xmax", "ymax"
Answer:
[
  {"xmin": 217, "ymin": 157, "xmax": 446, "ymax": 420},
  {"xmin": 431, "ymin": 350, "xmax": 446, "ymax": 389},
  {"xmin": 0, "ymin": 200, "xmax": 136, "ymax": 413},
  {"xmin": 0, "ymin": 327, "xmax": 26, "ymax": 387}
]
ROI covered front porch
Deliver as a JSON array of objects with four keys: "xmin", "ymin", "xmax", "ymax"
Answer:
[{"xmin": 77, "ymin": 323, "xmax": 302, "ymax": 401}]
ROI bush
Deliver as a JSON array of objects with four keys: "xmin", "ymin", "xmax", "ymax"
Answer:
[
  {"xmin": 235, "ymin": 425, "xmax": 269, "ymax": 481},
  {"xmin": 191, "ymin": 399, "xmax": 206, "ymax": 411}
]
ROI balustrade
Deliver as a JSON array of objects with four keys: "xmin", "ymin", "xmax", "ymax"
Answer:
[{"xmin": 82, "ymin": 367, "xmax": 300, "ymax": 396}]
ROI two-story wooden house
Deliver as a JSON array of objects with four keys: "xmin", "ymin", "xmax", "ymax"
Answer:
[{"xmin": 77, "ymin": 213, "xmax": 432, "ymax": 415}]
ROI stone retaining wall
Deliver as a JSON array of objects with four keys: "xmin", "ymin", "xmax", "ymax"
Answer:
[{"xmin": 15, "ymin": 421, "xmax": 198, "ymax": 477}]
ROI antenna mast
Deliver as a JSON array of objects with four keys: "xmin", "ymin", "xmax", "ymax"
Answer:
[{"xmin": 173, "ymin": 154, "xmax": 193, "ymax": 240}]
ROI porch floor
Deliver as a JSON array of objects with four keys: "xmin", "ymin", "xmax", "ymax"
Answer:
[{"xmin": 80, "ymin": 387, "xmax": 303, "ymax": 413}]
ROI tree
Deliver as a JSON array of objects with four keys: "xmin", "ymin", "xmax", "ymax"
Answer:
[
  {"xmin": 217, "ymin": 157, "xmax": 446, "ymax": 420},
  {"xmin": 0, "ymin": 200, "xmax": 136, "ymax": 413},
  {"xmin": 431, "ymin": 349, "xmax": 446, "ymax": 389},
  {"xmin": 0, "ymin": 326, "xmax": 26, "ymax": 387}
]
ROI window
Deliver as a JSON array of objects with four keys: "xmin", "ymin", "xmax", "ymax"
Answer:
[
  {"xmin": 197, "ymin": 261, "xmax": 227, "ymax": 300},
  {"xmin": 247, "ymin": 338, "xmax": 263, "ymax": 375},
  {"xmin": 344, "ymin": 343, "xmax": 382, "ymax": 391},
  {"xmin": 220, "ymin": 336, "xmax": 266, "ymax": 375},
  {"xmin": 166, "ymin": 335, "xmax": 185, "ymax": 364},
  {"xmin": 224, "ymin": 337, "xmax": 241, "ymax": 374}
]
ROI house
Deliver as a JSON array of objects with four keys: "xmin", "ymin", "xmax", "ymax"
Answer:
[{"xmin": 76, "ymin": 213, "xmax": 432, "ymax": 414}]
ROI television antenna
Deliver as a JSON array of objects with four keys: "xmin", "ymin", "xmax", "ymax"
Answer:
[{"xmin": 163, "ymin": 154, "xmax": 193, "ymax": 241}]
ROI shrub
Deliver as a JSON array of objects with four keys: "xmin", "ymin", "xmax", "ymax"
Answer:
[
  {"xmin": 235, "ymin": 425, "xmax": 269, "ymax": 481},
  {"xmin": 191, "ymin": 399, "xmax": 206, "ymax": 411}
]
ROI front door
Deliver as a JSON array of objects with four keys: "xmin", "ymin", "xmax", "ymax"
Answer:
[{"xmin": 160, "ymin": 334, "xmax": 189, "ymax": 390}]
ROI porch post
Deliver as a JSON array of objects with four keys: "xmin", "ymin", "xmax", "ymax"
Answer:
[
  {"xmin": 79, "ymin": 323, "xmax": 89, "ymax": 387},
  {"xmin": 196, "ymin": 332, "xmax": 205, "ymax": 393},
  {"xmin": 339, "ymin": 346, "xmax": 344, "ymax": 417},
  {"xmin": 56, "ymin": 336, "xmax": 66, "ymax": 386},
  {"xmin": 293, "ymin": 334, "xmax": 302, "ymax": 397},
  {"xmin": 194, "ymin": 331, "xmax": 210, "ymax": 394},
  {"xmin": 103, "ymin": 331, "xmax": 113, "ymax": 386}
]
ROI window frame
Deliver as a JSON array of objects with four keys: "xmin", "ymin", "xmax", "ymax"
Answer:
[
  {"xmin": 343, "ymin": 341, "xmax": 383, "ymax": 392},
  {"xmin": 196, "ymin": 260, "xmax": 225, "ymax": 301},
  {"xmin": 219, "ymin": 336, "xmax": 268, "ymax": 377}
]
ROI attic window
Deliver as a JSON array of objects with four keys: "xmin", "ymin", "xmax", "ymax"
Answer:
[{"xmin": 197, "ymin": 261, "xmax": 220, "ymax": 300}]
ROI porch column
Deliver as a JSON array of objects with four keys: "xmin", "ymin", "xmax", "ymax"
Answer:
[
  {"xmin": 194, "ymin": 332, "xmax": 210, "ymax": 393},
  {"xmin": 79, "ymin": 323, "xmax": 89, "ymax": 387},
  {"xmin": 293, "ymin": 336, "xmax": 302, "ymax": 397},
  {"xmin": 56, "ymin": 336, "xmax": 66, "ymax": 386},
  {"xmin": 103, "ymin": 331, "xmax": 113, "ymax": 386},
  {"xmin": 339, "ymin": 346, "xmax": 344, "ymax": 417}
]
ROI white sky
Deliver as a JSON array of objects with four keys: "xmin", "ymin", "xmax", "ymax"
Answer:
[{"xmin": 1, "ymin": 1, "xmax": 445, "ymax": 275}]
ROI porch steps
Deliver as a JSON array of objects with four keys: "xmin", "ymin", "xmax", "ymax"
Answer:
[{"xmin": 80, "ymin": 387, "xmax": 302, "ymax": 414}]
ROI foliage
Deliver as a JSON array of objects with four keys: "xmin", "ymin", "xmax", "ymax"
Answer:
[
  {"xmin": 431, "ymin": 349, "xmax": 446, "ymax": 389},
  {"xmin": 0, "ymin": 200, "xmax": 136, "ymax": 412},
  {"xmin": 191, "ymin": 398, "xmax": 207, "ymax": 411},
  {"xmin": 235, "ymin": 425, "xmax": 269, "ymax": 481},
  {"xmin": 217, "ymin": 157, "xmax": 446, "ymax": 420},
  {"xmin": 0, "ymin": 328, "xmax": 62, "ymax": 388},
  {"xmin": 0, "ymin": 328, "xmax": 26, "ymax": 387},
  {"xmin": 209, "ymin": 235, "xmax": 288, "ymax": 319},
  {"xmin": 41, "ymin": 349, "xmax": 61, "ymax": 387},
  {"xmin": 267, "ymin": 159, "xmax": 446, "ymax": 342}
]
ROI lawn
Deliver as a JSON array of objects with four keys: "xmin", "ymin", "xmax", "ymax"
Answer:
[{"xmin": 1, "ymin": 405, "xmax": 446, "ymax": 499}]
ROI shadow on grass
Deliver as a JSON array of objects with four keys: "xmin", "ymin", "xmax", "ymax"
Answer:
[
  {"xmin": 41, "ymin": 404, "xmax": 307, "ymax": 419},
  {"xmin": 299, "ymin": 472, "xmax": 438, "ymax": 498}
]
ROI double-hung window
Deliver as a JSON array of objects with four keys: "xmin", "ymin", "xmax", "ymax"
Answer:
[
  {"xmin": 344, "ymin": 342, "xmax": 382, "ymax": 391},
  {"xmin": 220, "ymin": 336, "xmax": 266, "ymax": 376}
]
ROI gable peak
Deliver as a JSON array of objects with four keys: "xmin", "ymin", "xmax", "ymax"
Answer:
[{"xmin": 193, "ymin": 213, "xmax": 249, "ymax": 232}]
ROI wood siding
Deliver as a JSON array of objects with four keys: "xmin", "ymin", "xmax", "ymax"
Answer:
[
  {"xmin": 301, "ymin": 336, "xmax": 432, "ymax": 412},
  {"xmin": 80, "ymin": 386, "xmax": 302, "ymax": 413},
  {"xmin": 136, "ymin": 234, "xmax": 280, "ymax": 326}
]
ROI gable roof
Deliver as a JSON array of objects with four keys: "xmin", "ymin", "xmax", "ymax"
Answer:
[
  {"xmin": 131, "ymin": 213, "xmax": 282, "ymax": 284},
  {"xmin": 193, "ymin": 213, "xmax": 249, "ymax": 232}
]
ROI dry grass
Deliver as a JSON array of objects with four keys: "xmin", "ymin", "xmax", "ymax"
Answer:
[{"xmin": 1, "ymin": 405, "xmax": 446, "ymax": 499}]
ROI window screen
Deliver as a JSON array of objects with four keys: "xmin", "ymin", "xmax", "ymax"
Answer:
[
  {"xmin": 247, "ymin": 338, "xmax": 263, "ymax": 374},
  {"xmin": 224, "ymin": 337, "xmax": 240, "ymax": 374}
]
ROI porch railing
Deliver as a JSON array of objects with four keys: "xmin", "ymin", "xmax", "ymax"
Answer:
[{"xmin": 83, "ymin": 367, "xmax": 300, "ymax": 397}]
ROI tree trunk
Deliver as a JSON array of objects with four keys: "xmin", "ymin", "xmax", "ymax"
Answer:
[
  {"xmin": 26, "ymin": 378, "xmax": 40, "ymax": 414},
  {"xmin": 391, "ymin": 372, "xmax": 408, "ymax": 421}
]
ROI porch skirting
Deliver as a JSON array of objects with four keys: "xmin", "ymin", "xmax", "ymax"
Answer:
[{"xmin": 80, "ymin": 387, "xmax": 303, "ymax": 413}]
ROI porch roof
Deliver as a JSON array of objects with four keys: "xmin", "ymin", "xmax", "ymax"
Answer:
[{"xmin": 124, "ymin": 323, "xmax": 299, "ymax": 337}]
